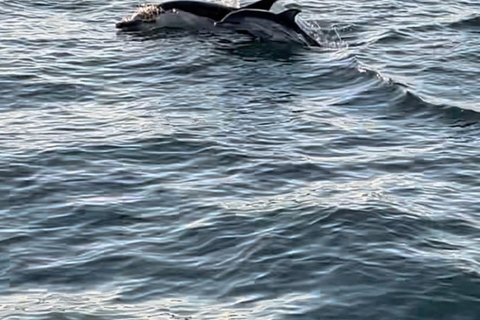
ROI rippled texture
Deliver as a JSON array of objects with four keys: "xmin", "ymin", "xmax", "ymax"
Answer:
[{"xmin": 2, "ymin": 0, "xmax": 480, "ymax": 319}]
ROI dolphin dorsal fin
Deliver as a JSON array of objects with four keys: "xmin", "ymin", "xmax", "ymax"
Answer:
[
  {"xmin": 277, "ymin": 8, "xmax": 301, "ymax": 24},
  {"xmin": 243, "ymin": 0, "xmax": 278, "ymax": 10}
]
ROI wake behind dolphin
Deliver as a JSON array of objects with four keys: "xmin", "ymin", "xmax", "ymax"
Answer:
[{"xmin": 116, "ymin": 0, "xmax": 279, "ymax": 31}]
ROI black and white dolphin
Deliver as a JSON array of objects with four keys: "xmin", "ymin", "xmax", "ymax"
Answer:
[
  {"xmin": 116, "ymin": 0, "xmax": 279, "ymax": 31},
  {"xmin": 214, "ymin": 8, "xmax": 321, "ymax": 47}
]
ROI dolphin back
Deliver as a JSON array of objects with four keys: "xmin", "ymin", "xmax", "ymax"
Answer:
[{"xmin": 242, "ymin": 0, "xmax": 278, "ymax": 10}]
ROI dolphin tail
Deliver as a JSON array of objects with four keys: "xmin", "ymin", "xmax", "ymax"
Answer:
[{"xmin": 242, "ymin": 0, "xmax": 278, "ymax": 10}]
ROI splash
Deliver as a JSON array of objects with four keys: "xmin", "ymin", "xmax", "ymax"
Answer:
[{"xmin": 297, "ymin": 17, "xmax": 348, "ymax": 51}]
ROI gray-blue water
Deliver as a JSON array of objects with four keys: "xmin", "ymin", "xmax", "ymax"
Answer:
[{"xmin": 2, "ymin": 0, "xmax": 480, "ymax": 319}]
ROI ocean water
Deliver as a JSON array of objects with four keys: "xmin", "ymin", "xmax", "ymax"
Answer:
[{"xmin": 2, "ymin": 0, "xmax": 480, "ymax": 319}]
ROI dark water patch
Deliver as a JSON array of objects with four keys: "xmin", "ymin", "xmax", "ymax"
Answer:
[
  {"xmin": 0, "ymin": 234, "xmax": 32, "ymax": 248},
  {"xmin": 214, "ymin": 40, "xmax": 308, "ymax": 62},
  {"xmin": 0, "ymin": 81, "xmax": 96, "ymax": 109},
  {"xmin": 32, "ymin": 137, "xmax": 215, "ymax": 164},
  {"xmin": 34, "ymin": 205, "xmax": 149, "ymax": 230},
  {"xmin": 238, "ymin": 161, "xmax": 334, "ymax": 183},
  {"xmin": 448, "ymin": 14, "xmax": 480, "ymax": 29},
  {"xmin": 11, "ymin": 255, "xmax": 134, "ymax": 289},
  {"xmin": 37, "ymin": 137, "xmax": 252, "ymax": 169}
]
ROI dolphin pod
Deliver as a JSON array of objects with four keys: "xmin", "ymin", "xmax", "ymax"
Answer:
[{"xmin": 116, "ymin": 0, "xmax": 320, "ymax": 47}]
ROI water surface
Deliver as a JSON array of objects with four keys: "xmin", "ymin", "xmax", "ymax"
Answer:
[{"xmin": 2, "ymin": 0, "xmax": 480, "ymax": 319}]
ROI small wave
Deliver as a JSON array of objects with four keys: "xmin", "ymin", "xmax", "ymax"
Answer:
[
  {"xmin": 337, "ymin": 60, "xmax": 480, "ymax": 122},
  {"xmin": 6, "ymin": 0, "xmax": 105, "ymax": 12},
  {"xmin": 395, "ymin": 89, "xmax": 480, "ymax": 125},
  {"xmin": 369, "ymin": 29, "xmax": 409, "ymax": 45},
  {"xmin": 365, "ymin": 24, "xmax": 447, "ymax": 47}
]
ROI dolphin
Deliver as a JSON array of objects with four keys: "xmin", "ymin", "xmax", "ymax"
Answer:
[
  {"xmin": 116, "ymin": 0, "xmax": 279, "ymax": 31},
  {"xmin": 214, "ymin": 8, "xmax": 321, "ymax": 47}
]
